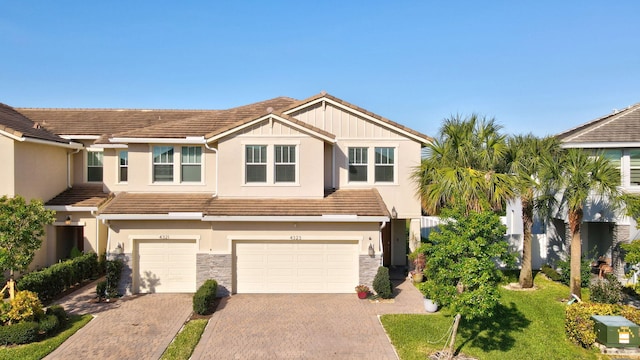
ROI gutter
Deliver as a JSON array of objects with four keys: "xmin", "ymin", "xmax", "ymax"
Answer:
[{"xmin": 202, "ymin": 215, "xmax": 390, "ymax": 223}]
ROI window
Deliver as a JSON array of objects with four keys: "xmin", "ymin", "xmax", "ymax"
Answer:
[
  {"xmin": 631, "ymin": 150, "xmax": 640, "ymax": 185},
  {"xmin": 375, "ymin": 147, "xmax": 395, "ymax": 182},
  {"xmin": 181, "ymin": 146, "xmax": 202, "ymax": 182},
  {"xmin": 348, "ymin": 147, "xmax": 368, "ymax": 182},
  {"xmin": 246, "ymin": 145, "xmax": 267, "ymax": 183},
  {"xmin": 119, "ymin": 151, "xmax": 128, "ymax": 183},
  {"xmin": 87, "ymin": 152, "xmax": 103, "ymax": 182},
  {"xmin": 153, "ymin": 146, "xmax": 174, "ymax": 182},
  {"xmin": 275, "ymin": 145, "xmax": 296, "ymax": 182}
]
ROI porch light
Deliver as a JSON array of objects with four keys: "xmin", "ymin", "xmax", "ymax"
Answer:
[
  {"xmin": 114, "ymin": 243, "xmax": 124, "ymax": 255},
  {"xmin": 391, "ymin": 207, "xmax": 397, "ymax": 219},
  {"xmin": 65, "ymin": 216, "xmax": 72, "ymax": 225},
  {"xmin": 368, "ymin": 243, "xmax": 375, "ymax": 257}
]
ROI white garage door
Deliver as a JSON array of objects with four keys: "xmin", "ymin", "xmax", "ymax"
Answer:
[
  {"xmin": 235, "ymin": 241, "xmax": 359, "ymax": 293},
  {"xmin": 136, "ymin": 240, "xmax": 196, "ymax": 293}
]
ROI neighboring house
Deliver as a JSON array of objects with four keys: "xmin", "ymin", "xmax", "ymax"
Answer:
[{"xmin": 3, "ymin": 92, "xmax": 431, "ymax": 295}]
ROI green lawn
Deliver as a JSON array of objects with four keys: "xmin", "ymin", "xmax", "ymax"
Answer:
[
  {"xmin": 381, "ymin": 275, "xmax": 607, "ymax": 360},
  {"xmin": 0, "ymin": 314, "xmax": 93, "ymax": 360},
  {"xmin": 160, "ymin": 319, "xmax": 208, "ymax": 360}
]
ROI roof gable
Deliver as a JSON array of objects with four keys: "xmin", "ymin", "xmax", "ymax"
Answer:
[
  {"xmin": 0, "ymin": 103, "xmax": 69, "ymax": 144},
  {"xmin": 557, "ymin": 103, "xmax": 640, "ymax": 144}
]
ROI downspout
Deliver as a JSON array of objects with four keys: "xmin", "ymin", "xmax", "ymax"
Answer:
[
  {"xmin": 204, "ymin": 142, "xmax": 218, "ymax": 197},
  {"xmin": 379, "ymin": 221, "xmax": 387, "ymax": 266},
  {"xmin": 67, "ymin": 148, "xmax": 81, "ymax": 188}
]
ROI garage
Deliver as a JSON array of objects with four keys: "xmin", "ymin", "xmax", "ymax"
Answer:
[
  {"xmin": 135, "ymin": 239, "xmax": 197, "ymax": 293},
  {"xmin": 234, "ymin": 240, "xmax": 359, "ymax": 293}
]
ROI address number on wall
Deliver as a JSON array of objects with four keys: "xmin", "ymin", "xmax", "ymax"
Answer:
[
  {"xmin": 290, "ymin": 235, "xmax": 302, "ymax": 240},
  {"xmin": 159, "ymin": 235, "xmax": 170, "ymax": 239}
]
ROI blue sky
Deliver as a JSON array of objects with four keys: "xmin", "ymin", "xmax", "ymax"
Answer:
[{"xmin": 1, "ymin": 1, "xmax": 639, "ymax": 137}]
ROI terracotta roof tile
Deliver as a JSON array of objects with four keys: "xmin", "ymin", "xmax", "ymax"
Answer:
[
  {"xmin": 99, "ymin": 189, "xmax": 389, "ymax": 218},
  {"xmin": 0, "ymin": 103, "xmax": 69, "ymax": 144},
  {"xmin": 45, "ymin": 184, "xmax": 111, "ymax": 208},
  {"xmin": 557, "ymin": 103, "xmax": 640, "ymax": 143}
]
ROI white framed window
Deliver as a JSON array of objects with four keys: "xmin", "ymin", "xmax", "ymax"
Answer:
[
  {"xmin": 630, "ymin": 149, "xmax": 640, "ymax": 186},
  {"xmin": 119, "ymin": 151, "xmax": 128, "ymax": 183},
  {"xmin": 181, "ymin": 146, "xmax": 202, "ymax": 182},
  {"xmin": 153, "ymin": 146, "xmax": 174, "ymax": 182},
  {"xmin": 348, "ymin": 147, "xmax": 368, "ymax": 182},
  {"xmin": 275, "ymin": 145, "xmax": 296, "ymax": 183},
  {"xmin": 375, "ymin": 147, "xmax": 395, "ymax": 182},
  {"xmin": 246, "ymin": 145, "xmax": 267, "ymax": 183},
  {"xmin": 87, "ymin": 151, "xmax": 103, "ymax": 182}
]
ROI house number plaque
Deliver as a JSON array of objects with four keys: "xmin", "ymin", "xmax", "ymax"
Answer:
[
  {"xmin": 159, "ymin": 235, "xmax": 170, "ymax": 239},
  {"xmin": 290, "ymin": 235, "xmax": 302, "ymax": 240}
]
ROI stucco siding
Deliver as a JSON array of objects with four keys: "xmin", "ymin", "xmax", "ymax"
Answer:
[
  {"xmin": 0, "ymin": 136, "xmax": 15, "ymax": 197},
  {"xmin": 14, "ymin": 141, "xmax": 68, "ymax": 202}
]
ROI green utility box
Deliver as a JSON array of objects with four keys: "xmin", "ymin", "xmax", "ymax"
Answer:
[{"xmin": 591, "ymin": 315, "xmax": 640, "ymax": 348}]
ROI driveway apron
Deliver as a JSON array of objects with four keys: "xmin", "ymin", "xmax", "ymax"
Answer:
[
  {"xmin": 192, "ymin": 279, "xmax": 424, "ymax": 360},
  {"xmin": 44, "ymin": 286, "xmax": 192, "ymax": 360}
]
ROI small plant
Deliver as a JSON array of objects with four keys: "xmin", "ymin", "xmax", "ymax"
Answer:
[
  {"xmin": 557, "ymin": 258, "xmax": 591, "ymax": 288},
  {"xmin": 540, "ymin": 264, "xmax": 562, "ymax": 281},
  {"xmin": 5, "ymin": 290, "xmax": 44, "ymax": 325},
  {"xmin": 355, "ymin": 285, "xmax": 369, "ymax": 293},
  {"xmin": 96, "ymin": 280, "xmax": 107, "ymax": 299},
  {"xmin": 373, "ymin": 267, "xmax": 393, "ymax": 299},
  {"xmin": 193, "ymin": 279, "xmax": 218, "ymax": 315},
  {"xmin": 413, "ymin": 253, "xmax": 426, "ymax": 273},
  {"xmin": 105, "ymin": 259, "xmax": 123, "ymax": 298},
  {"xmin": 589, "ymin": 274, "xmax": 623, "ymax": 304}
]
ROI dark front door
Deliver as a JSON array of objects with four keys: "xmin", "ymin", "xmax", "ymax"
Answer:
[{"xmin": 382, "ymin": 221, "xmax": 392, "ymax": 266}]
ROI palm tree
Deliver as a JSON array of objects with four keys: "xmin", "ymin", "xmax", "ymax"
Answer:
[
  {"xmin": 506, "ymin": 135, "xmax": 561, "ymax": 288},
  {"xmin": 413, "ymin": 114, "xmax": 515, "ymax": 215},
  {"xmin": 543, "ymin": 148, "xmax": 621, "ymax": 299}
]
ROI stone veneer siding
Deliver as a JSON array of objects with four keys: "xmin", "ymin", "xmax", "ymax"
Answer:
[
  {"xmin": 359, "ymin": 255, "xmax": 382, "ymax": 289},
  {"xmin": 197, "ymin": 254, "xmax": 232, "ymax": 297}
]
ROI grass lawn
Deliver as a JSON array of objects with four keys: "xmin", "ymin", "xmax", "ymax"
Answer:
[
  {"xmin": 0, "ymin": 314, "xmax": 93, "ymax": 360},
  {"xmin": 160, "ymin": 319, "xmax": 208, "ymax": 360},
  {"xmin": 381, "ymin": 275, "xmax": 608, "ymax": 360}
]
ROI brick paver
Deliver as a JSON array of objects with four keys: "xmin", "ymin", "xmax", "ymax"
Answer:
[
  {"xmin": 191, "ymin": 277, "xmax": 426, "ymax": 360},
  {"xmin": 44, "ymin": 283, "xmax": 192, "ymax": 360}
]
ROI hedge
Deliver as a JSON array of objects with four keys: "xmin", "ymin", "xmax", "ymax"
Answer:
[
  {"xmin": 0, "ymin": 321, "xmax": 39, "ymax": 345},
  {"xmin": 565, "ymin": 302, "xmax": 640, "ymax": 348},
  {"xmin": 17, "ymin": 252, "xmax": 100, "ymax": 303},
  {"xmin": 193, "ymin": 279, "xmax": 218, "ymax": 315}
]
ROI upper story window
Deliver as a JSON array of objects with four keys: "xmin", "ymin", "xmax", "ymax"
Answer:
[
  {"xmin": 246, "ymin": 145, "xmax": 267, "ymax": 183},
  {"xmin": 348, "ymin": 147, "xmax": 368, "ymax": 182},
  {"xmin": 87, "ymin": 151, "xmax": 103, "ymax": 182},
  {"xmin": 119, "ymin": 151, "xmax": 128, "ymax": 183},
  {"xmin": 275, "ymin": 145, "xmax": 296, "ymax": 183},
  {"xmin": 153, "ymin": 146, "xmax": 174, "ymax": 182},
  {"xmin": 375, "ymin": 147, "xmax": 395, "ymax": 182},
  {"xmin": 181, "ymin": 146, "xmax": 202, "ymax": 182},
  {"xmin": 631, "ymin": 150, "xmax": 640, "ymax": 186}
]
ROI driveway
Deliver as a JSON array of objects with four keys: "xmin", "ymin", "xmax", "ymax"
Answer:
[
  {"xmin": 44, "ymin": 282, "xmax": 192, "ymax": 360},
  {"xmin": 191, "ymin": 279, "xmax": 425, "ymax": 360}
]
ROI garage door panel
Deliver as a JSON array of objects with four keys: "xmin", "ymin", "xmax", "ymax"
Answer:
[
  {"xmin": 236, "ymin": 241, "xmax": 358, "ymax": 293},
  {"xmin": 136, "ymin": 240, "xmax": 196, "ymax": 293}
]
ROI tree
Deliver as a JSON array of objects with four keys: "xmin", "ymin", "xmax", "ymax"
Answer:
[
  {"xmin": 542, "ymin": 148, "xmax": 620, "ymax": 299},
  {"xmin": 413, "ymin": 114, "xmax": 515, "ymax": 215},
  {"xmin": 0, "ymin": 195, "xmax": 55, "ymax": 279},
  {"xmin": 506, "ymin": 134, "xmax": 561, "ymax": 288},
  {"xmin": 420, "ymin": 207, "xmax": 513, "ymax": 358}
]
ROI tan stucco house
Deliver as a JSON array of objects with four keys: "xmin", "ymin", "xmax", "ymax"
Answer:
[{"xmin": 1, "ymin": 92, "xmax": 431, "ymax": 295}]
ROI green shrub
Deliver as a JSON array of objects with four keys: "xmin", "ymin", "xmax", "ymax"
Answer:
[
  {"xmin": 105, "ymin": 259, "xmax": 123, "ymax": 298},
  {"xmin": 0, "ymin": 321, "xmax": 40, "ymax": 345},
  {"xmin": 557, "ymin": 258, "xmax": 591, "ymax": 288},
  {"xmin": 0, "ymin": 302, "xmax": 11, "ymax": 325},
  {"xmin": 373, "ymin": 267, "xmax": 393, "ymax": 299},
  {"xmin": 38, "ymin": 314, "xmax": 59, "ymax": 334},
  {"xmin": 96, "ymin": 280, "xmax": 107, "ymax": 298},
  {"xmin": 69, "ymin": 246, "xmax": 82, "ymax": 259},
  {"xmin": 46, "ymin": 305, "xmax": 67, "ymax": 327},
  {"xmin": 193, "ymin": 279, "xmax": 218, "ymax": 315},
  {"xmin": 17, "ymin": 252, "xmax": 99, "ymax": 303},
  {"xmin": 541, "ymin": 264, "xmax": 562, "ymax": 281},
  {"xmin": 5, "ymin": 291, "xmax": 44, "ymax": 325},
  {"xmin": 589, "ymin": 275, "xmax": 623, "ymax": 304},
  {"xmin": 565, "ymin": 302, "xmax": 640, "ymax": 348}
]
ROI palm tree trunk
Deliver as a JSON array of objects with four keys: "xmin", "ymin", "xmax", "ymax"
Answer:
[
  {"xmin": 519, "ymin": 194, "xmax": 534, "ymax": 288},
  {"xmin": 569, "ymin": 209, "xmax": 583, "ymax": 299}
]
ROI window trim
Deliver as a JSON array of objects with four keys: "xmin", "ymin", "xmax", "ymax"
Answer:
[
  {"xmin": 152, "ymin": 145, "xmax": 175, "ymax": 183},
  {"xmin": 348, "ymin": 147, "xmax": 369, "ymax": 183},
  {"xmin": 86, "ymin": 150, "xmax": 104, "ymax": 183},
  {"xmin": 274, "ymin": 144, "xmax": 297, "ymax": 183},
  {"xmin": 245, "ymin": 145, "xmax": 268, "ymax": 183},
  {"xmin": 374, "ymin": 147, "xmax": 395, "ymax": 183},
  {"xmin": 118, "ymin": 150, "xmax": 128, "ymax": 183},
  {"xmin": 181, "ymin": 146, "xmax": 203, "ymax": 183}
]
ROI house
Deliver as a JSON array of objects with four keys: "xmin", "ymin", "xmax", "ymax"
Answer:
[
  {"xmin": 550, "ymin": 103, "xmax": 640, "ymax": 275},
  {"xmin": 2, "ymin": 92, "xmax": 431, "ymax": 295}
]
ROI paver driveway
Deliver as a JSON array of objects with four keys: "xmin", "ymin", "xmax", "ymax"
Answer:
[
  {"xmin": 44, "ymin": 288, "xmax": 192, "ymax": 360},
  {"xmin": 192, "ymin": 280, "xmax": 424, "ymax": 360}
]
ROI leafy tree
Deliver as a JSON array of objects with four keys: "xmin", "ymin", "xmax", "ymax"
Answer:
[
  {"xmin": 0, "ymin": 196, "xmax": 55, "ymax": 278},
  {"xmin": 412, "ymin": 114, "xmax": 515, "ymax": 215},
  {"xmin": 420, "ymin": 207, "xmax": 514, "ymax": 357},
  {"xmin": 542, "ymin": 149, "xmax": 620, "ymax": 299},
  {"xmin": 505, "ymin": 134, "xmax": 561, "ymax": 288}
]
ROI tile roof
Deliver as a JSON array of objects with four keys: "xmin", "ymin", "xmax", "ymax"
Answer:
[
  {"xmin": 286, "ymin": 92, "xmax": 433, "ymax": 144},
  {"xmin": 557, "ymin": 103, "xmax": 640, "ymax": 144},
  {"xmin": 99, "ymin": 189, "xmax": 389, "ymax": 218},
  {"xmin": 45, "ymin": 184, "xmax": 112, "ymax": 208},
  {"xmin": 0, "ymin": 103, "xmax": 69, "ymax": 144}
]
